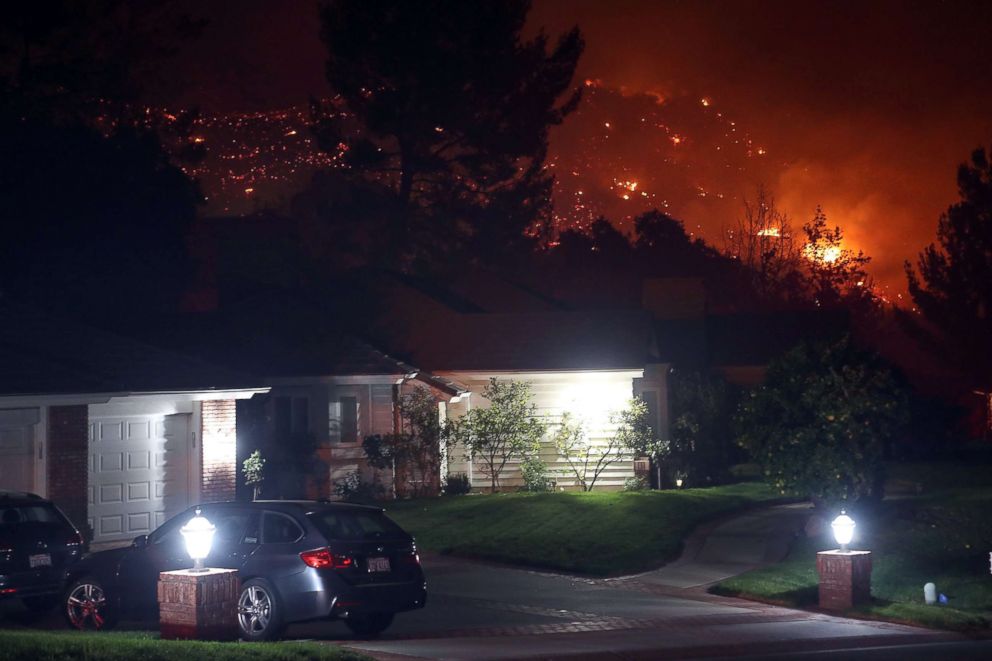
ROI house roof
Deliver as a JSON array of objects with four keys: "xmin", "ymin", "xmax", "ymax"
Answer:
[
  {"xmin": 0, "ymin": 301, "xmax": 263, "ymax": 397},
  {"xmin": 396, "ymin": 310, "xmax": 657, "ymax": 372}
]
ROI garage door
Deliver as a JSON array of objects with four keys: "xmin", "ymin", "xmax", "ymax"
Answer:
[{"xmin": 88, "ymin": 411, "xmax": 191, "ymax": 544}]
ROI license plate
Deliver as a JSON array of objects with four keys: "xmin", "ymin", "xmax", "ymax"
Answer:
[
  {"xmin": 29, "ymin": 553, "xmax": 51, "ymax": 568},
  {"xmin": 366, "ymin": 556, "xmax": 390, "ymax": 573}
]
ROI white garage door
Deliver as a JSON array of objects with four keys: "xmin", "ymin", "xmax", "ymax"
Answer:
[{"xmin": 88, "ymin": 410, "xmax": 191, "ymax": 544}]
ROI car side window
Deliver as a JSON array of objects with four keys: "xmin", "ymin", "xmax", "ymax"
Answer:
[
  {"xmin": 261, "ymin": 511, "xmax": 303, "ymax": 544},
  {"xmin": 205, "ymin": 508, "xmax": 251, "ymax": 551}
]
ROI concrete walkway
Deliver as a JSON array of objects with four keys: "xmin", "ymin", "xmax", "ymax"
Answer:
[{"xmin": 609, "ymin": 501, "xmax": 811, "ymax": 590}]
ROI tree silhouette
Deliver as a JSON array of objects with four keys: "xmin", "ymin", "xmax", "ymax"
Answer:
[
  {"xmin": 311, "ymin": 0, "xmax": 583, "ymax": 272},
  {"xmin": 906, "ymin": 146, "xmax": 992, "ymax": 390},
  {"xmin": 801, "ymin": 207, "xmax": 875, "ymax": 313}
]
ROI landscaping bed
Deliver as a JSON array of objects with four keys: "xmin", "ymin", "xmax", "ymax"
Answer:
[
  {"xmin": 385, "ymin": 482, "xmax": 779, "ymax": 575},
  {"xmin": 0, "ymin": 630, "xmax": 370, "ymax": 661},
  {"xmin": 711, "ymin": 462, "xmax": 992, "ymax": 632}
]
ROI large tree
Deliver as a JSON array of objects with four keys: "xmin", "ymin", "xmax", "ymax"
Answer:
[
  {"xmin": 906, "ymin": 146, "xmax": 992, "ymax": 391},
  {"xmin": 311, "ymin": 0, "xmax": 583, "ymax": 271},
  {"xmin": 736, "ymin": 337, "xmax": 909, "ymax": 508}
]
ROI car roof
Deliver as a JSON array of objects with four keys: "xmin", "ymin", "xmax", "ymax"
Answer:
[
  {"xmin": 0, "ymin": 491, "xmax": 47, "ymax": 504},
  {"xmin": 202, "ymin": 500, "xmax": 386, "ymax": 514}
]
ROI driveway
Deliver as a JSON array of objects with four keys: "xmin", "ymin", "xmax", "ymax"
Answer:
[{"xmin": 288, "ymin": 503, "xmax": 977, "ymax": 660}]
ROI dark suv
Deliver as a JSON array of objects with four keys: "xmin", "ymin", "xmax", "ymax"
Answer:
[
  {"xmin": 64, "ymin": 500, "xmax": 426, "ymax": 640},
  {"xmin": 0, "ymin": 491, "xmax": 84, "ymax": 612}
]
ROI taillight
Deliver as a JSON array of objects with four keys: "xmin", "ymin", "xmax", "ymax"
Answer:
[
  {"xmin": 299, "ymin": 548, "xmax": 354, "ymax": 569},
  {"xmin": 67, "ymin": 532, "xmax": 84, "ymax": 547}
]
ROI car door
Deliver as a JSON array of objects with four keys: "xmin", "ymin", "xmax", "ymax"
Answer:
[
  {"xmin": 118, "ymin": 506, "xmax": 253, "ymax": 613},
  {"xmin": 240, "ymin": 510, "xmax": 305, "ymax": 582}
]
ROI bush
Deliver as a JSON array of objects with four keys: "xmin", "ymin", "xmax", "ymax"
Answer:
[
  {"xmin": 334, "ymin": 470, "xmax": 383, "ymax": 503},
  {"xmin": 520, "ymin": 456, "xmax": 554, "ymax": 492},
  {"xmin": 442, "ymin": 472, "xmax": 471, "ymax": 495},
  {"xmin": 736, "ymin": 336, "xmax": 910, "ymax": 508},
  {"xmin": 623, "ymin": 476, "xmax": 648, "ymax": 491}
]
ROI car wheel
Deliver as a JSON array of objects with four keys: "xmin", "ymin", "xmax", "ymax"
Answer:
[
  {"xmin": 344, "ymin": 612, "xmax": 394, "ymax": 638},
  {"xmin": 237, "ymin": 578, "xmax": 284, "ymax": 641},
  {"xmin": 64, "ymin": 577, "xmax": 117, "ymax": 630}
]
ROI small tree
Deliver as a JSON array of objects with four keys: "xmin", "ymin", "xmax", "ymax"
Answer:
[
  {"xmin": 450, "ymin": 378, "xmax": 545, "ymax": 492},
  {"xmin": 554, "ymin": 399, "xmax": 652, "ymax": 491},
  {"xmin": 736, "ymin": 337, "xmax": 909, "ymax": 508},
  {"xmin": 363, "ymin": 387, "xmax": 451, "ymax": 498},
  {"xmin": 242, "ymin": 450, "xmax": 265, "ymax": 501}
]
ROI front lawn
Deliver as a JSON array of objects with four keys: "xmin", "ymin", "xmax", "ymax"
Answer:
[
  {"xmin": 711, "ymin": 461, "xmax": 992, "ymax": 632},
  {"xmin": 385, "ymin": 482, "xmax": 779, "ymax": 575},
  {"xmin": 0, "ymin": 630, "xmax": 369, "ymax": 661}
]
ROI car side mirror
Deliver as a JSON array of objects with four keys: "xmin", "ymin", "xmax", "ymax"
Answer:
[{"xmin": 132, "ymin": 534, "xmax": 149, "ymax": 549}]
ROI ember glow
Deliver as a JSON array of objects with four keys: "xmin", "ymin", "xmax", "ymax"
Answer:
[{"xmin": 155, "ymin": 0, "xmax": 992, "ymax": 296}]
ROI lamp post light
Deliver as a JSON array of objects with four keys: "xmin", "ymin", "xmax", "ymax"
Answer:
[
  {"xmin": 831, "ymin": 511, "xmax": 855, "ymax": 553},
  {"xmin": 180, "ymin": 508, "xmax": 216, "ymax": 573},
  {"xmin": 160, "ymin": 508, "xmax": 238, "ymax": 640},
  {"xmin": 817, "ymin": 509, "xmax": 872, "ymax": 611}
]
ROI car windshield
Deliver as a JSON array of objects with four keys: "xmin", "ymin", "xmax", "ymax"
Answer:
[{"xmin": 308, "ymin": 509, "xmax": 409, "ymax": 541}]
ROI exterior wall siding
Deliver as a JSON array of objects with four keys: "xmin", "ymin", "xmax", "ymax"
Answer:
[
  {"xmin": 200, "ymin": 399, "xmax": 236, "ymax": 502},
  {"xmin": 442, "ymin": 371, "xmax": 643, "ymax": 491}
]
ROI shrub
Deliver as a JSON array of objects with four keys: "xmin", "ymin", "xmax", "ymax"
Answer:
[
  {"xmin": 520, "ymin": 456, "xmax": 554, "ymax": 492},
  {"xmin": 334, "ymin": 470, "xmax": 383, "ymax": 503},
  {"xmin": 442, "ymin": 472, "xmax": 471, "ymax": 496},
  {"xmin": 242, "ymin": 449, "xmax": 265, "ymax": 501},
  {"xmin": 623, "ymin": 476, "xmax": 648, "ymax": 491},
  {"xmin": 554, "ymin": 400, "xmax": 652, "ymax": 491},
  {"xmin": 448, "ymin": 378, "xmax": 546, "ymax": 492},
  {"xmin": 736, "ymin": 336, "xmax": 910, "ymax": 508}
]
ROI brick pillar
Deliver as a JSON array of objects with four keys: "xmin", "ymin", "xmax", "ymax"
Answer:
[
  {"xmin": 201, "ymin": 400, "xmax": 237, "ymax": 503},
  {"xmin": 817, "ymin": 550, "xmax": 872, "ymax": 610},
  {"xmin": 159, "ymin": 569, "xmax": 239, "ymax": 640},
  {"xmin": 47, "ymin": 405, "xmax": 89, "ymax": 536}
]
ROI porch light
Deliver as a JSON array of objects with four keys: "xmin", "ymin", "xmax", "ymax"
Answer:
[
  {"xmin": 180, "ymin": 508, "xmax": 215, "ymax": 573},
  {"xmin": 831, "ymin": 511, "xmax": 855, "ymax": 553}
]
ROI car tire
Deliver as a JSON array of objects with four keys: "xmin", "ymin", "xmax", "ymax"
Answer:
[
  {"xmin": 237, "ymin": 578, "xmax": 284, "ymax": 641},
  {"xmin": 344, "ymin": 612, "xmax": 394, "ymax": 638},
  {"xmin": 64, "ymin": 577, "xmax": 118, "ymax": 630}
]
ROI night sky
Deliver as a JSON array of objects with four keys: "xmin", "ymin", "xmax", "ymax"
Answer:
[{"xmin": 164, "ymin": 0, "xmax": 992, "ymax": 296}]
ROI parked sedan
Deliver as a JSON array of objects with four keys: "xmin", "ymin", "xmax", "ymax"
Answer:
[
  {"xmin": 64, "ymin": 500, "xmax": 426, "ymax": 640},
  {"xmin": 0, "ymin": 491, "xmax": 84, "ymax": 612}
]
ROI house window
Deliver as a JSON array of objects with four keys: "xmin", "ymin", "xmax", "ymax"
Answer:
[
  {"xmin": 329, "ymin": 396, "xmax": 359, "ymax": 444},
  {"xmin": 275, "ymin": 396, "xmax": 309, "ymax": 435}
]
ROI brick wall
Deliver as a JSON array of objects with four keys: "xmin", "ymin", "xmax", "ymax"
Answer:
[
  {"xmin": 201, "ymin": 400, "xmax": 237, "ymax": 502},
  {"xmin": 47, "ymin": 405, "xmax": 89, "ymax": 535}
]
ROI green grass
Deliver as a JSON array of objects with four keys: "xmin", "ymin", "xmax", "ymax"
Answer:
[
  {"xmin": 384, "ymin": 482, "xmax": 779, "ymax": 575},
  {"xmin": 711, "ymin": 461, "xmax": 992, "ymax": 632},
  {"xmin": 0, "ymin": 630, "xmax": 370, "ymax": 661}
]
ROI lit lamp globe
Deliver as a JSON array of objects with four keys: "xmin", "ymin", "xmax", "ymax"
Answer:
[
  {"xmin": 831, "ymin": 511, "xmax": 856, "ymax": 553},
  {"xmin": 180, "ymin": 508, "xmax": 215, "ymax": 573}
]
